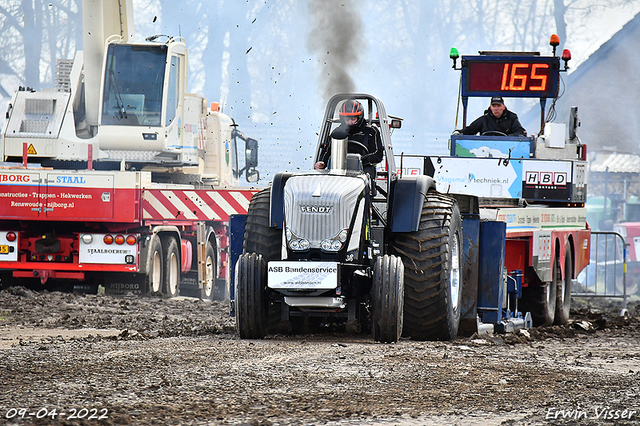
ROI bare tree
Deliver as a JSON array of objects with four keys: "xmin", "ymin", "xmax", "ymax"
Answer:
[{"xmin": 0, "ymin": 0, "xmax": 79, "ymax": 91}]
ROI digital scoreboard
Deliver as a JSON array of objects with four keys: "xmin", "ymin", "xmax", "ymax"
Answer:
[{"xmin": 461, "ymin": 56, "xmax": 560, "ymax": 98}]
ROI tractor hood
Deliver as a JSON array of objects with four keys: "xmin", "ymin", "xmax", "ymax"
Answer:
[{"xmin": 284, "ymin": 174, "xmax": 366, "ymax": 250}]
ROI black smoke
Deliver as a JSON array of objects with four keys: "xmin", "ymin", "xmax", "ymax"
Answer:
[{"xmin": 307, "ymin": 0, "xmax": 362, "ymax": 99}]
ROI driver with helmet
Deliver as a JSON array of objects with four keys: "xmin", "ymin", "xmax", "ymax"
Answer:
[
  {"xmin": 460, "ymin": 96, "xmax": 526, "ymax": 136},
  {"xmin": 315, "ymin": 99, "xmax": 384, "ymax": 192}
]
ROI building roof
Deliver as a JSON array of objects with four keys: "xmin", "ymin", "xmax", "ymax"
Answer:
[
  {"xmin": 523, "ymin": 13, "xmax": 640, "ymax": 155},
  {"xmin": 589, "ymin": 151, "xmax": 640, "ymax": 173}
]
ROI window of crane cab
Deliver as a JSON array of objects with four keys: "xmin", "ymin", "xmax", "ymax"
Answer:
[
  {"xmin": 101, "ymin": 44, "xmax": 167, "ymax": 126},
  {"xmin": 165, "ymin": 55, "xmax": 180, "ymax": 126}
]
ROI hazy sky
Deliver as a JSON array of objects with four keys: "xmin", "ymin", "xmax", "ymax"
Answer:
[{"xmin": 1, "ymin": 0, "xmax": 639, "ymax": 181}]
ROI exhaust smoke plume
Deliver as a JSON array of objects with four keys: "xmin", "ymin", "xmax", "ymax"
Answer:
[{"xmin": 307, "ymin": 0, "xmax": 362, "ymax": 99}]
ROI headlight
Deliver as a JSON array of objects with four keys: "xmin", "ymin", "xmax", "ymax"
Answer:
[
  {"xmin": 287, "ymin": 227, "xmax": 310, "ymax": 252},
  {"xmin": 320, "ymin": 228, "xmax": 349, "ymax": 253},
  {"xmin": 289, "ymin": 238, "xmax": 311, "ymax": 251}
]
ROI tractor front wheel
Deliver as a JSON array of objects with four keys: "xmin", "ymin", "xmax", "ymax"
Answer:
[
  {"xmin": 372, "ymin": 254, "xmax": 404, "ymax": 343},
  {"xmin": 235, "ymin": 253, "xmax": 268, "ymax": 339}
]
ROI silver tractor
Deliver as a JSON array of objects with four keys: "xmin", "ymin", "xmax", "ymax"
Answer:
[{"xmin": 234, "ymin": 94, "xmax": 462, "ymax": 342}]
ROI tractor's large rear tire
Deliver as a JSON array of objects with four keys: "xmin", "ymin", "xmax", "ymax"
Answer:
[
  {"xmin": 555, "ymin": 245, "xmax": 573, "ymax": 325},
  {"xmin": 391, "ymin": 191, "xmax": 463, "ymax": 341},
  {"xmin": 235, "ymin": 253, "xmax": 268, "ymax": 339},
  {"xmin": 372, "ymin": 255, "xmax": 404, "ymax": 343},
  {"xmin": 242, "ymin": 188, "xmax": 284, "ymax": 333},
  {"xmin": 244, "ymin": 188, "xmax": 282, "ymax": 260}
]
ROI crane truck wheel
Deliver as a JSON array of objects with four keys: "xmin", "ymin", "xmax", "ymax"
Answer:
[
  {"xmin": 145, "ymin": 235, "xmax": 164, "ymax": 296},
  {"xmin": 392, "ymin": 190, "xmax": 462, "ymax": 341},
  {"xmin": 162, "ymin": 236, "xmax": 181, "ymax": 298},
  {"xmin": 372, "ymin": 254, "xmax": 404, "ymax": 343},
  {"xmin": 243, "ymin": 188, "xmax": 286, "ymax": 334},
  {"xmin": 235, "ymin": 253, "xmax": 268, "ymax": 339},
  {"xmin": 555, "ymin": 246, "xmax": 573, "ymax": 325},
  {"xmin": 201, "ymin": 243, "xmax": 219, "ymax": 301}
]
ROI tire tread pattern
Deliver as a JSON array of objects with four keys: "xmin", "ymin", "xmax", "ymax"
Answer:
[
  {"xmin": 372, "ymin": 255, "xmax": 404, "ymax": 343},
  {"xmin": 391, "ymin": 190, "xmax": 461, "ymax": 341},
  {"xmin": 235, "ymin": 253, "xmax": 267, "ymax": 339},
  {"xmin": 241, "ymin": 188, "xmax": 283, "ymax": 334},
  {"xmin": 244, "ymin": 189, "xmax": 282, "ymax": 259}
]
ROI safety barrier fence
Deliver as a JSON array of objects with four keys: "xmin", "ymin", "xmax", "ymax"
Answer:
[{"xmin": 572, "ymin": 231, "xmax": 628, "ymax": 313}]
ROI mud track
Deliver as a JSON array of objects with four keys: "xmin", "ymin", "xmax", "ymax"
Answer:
[{"xmin": 0, "ymin": 287, "xmax": 639, "ymax": 425}]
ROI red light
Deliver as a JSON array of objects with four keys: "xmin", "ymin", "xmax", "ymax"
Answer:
[
  {"xmin": 6, "ymin": 232, "xmax": 16, "ymax": 242},
  {"xmin": 103, "ymin": 235, "xmax": 114, "ymax": 244},
  {"xmin": 562, "ymin": 49, "xmax": 571, "ymax": 61},
  {"xmin": 126, "ymin": 235, "xmax": 137, "ymax": 245},
  {"xmin": 115, "ymin": 235, "xmax": 125, "ymax": 245}
]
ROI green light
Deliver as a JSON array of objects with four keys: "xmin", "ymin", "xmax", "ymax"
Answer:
[{"xmin": 449, "ymin": 47, "xmax": 459, "ymax": 60}]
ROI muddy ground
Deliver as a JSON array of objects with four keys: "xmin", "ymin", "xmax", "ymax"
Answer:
[{"xmin": 0, "ymin": 287, "xmax": 639, "ymax": 426}]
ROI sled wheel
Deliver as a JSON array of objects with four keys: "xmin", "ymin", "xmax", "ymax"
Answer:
[
  {"xmin": 235, "ymin": 253, "xmax": 268, "ymax": 339},
  {"xmin": 392, "ymin": 190, "xmax": 463, "ymax": 341},
  {"xmin": 162, "ymin": 236, "xmax": 180, "ymax": 298},
  {"xmin": 523, "ymin": 260, "xmax": 557, "ymax": 326},
  {"xmin": 617, "ymin": 275, "xmax": 640, "ymax": 296},
  {"xmin": 372, "ymin": 254, "xmax": 404, "ymax": 343},
  {"xmin": 555, "ymin": 245, "xmax": 573, "ymax": 325}
]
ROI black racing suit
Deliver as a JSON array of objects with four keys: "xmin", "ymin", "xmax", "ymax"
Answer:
[
  {"xmin": 462, "ymin": 108, "xmax": 526, "ymax": 136},
  {"xmin": 318, "ymin": 123, "xmax": 384, "ymax": 193}
]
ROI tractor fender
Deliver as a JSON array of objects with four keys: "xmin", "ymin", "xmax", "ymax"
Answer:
[
  {"xmin": 269, "ymin": 172, "xmax": 293, "ymax": 229},
  {"xmin": 390, "ymin": 175, "xmax": 437, "ymax": 233}
]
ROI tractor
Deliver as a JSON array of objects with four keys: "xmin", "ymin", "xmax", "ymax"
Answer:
[{"xmin": 234, "ymin": 93, "xmax": 462, "ymax": 342}]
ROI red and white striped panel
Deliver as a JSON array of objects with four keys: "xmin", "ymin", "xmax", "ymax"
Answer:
[{"xmin": 142, "ymin": 189, "xmax": 257, "ymax": 221}]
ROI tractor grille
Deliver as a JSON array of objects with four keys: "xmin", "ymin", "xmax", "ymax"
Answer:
[{"xmin": 284, "ymin": 174, "xmax": 365, "ymax": 248}]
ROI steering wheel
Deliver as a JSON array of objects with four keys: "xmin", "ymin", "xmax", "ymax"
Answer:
[
  {"xmin": 481, "ymin": 131, "xmax": 507, "ymax": 137},
  {"xmin": 348, "ymin": 140, "xmax": 369, "ymax": 155}
]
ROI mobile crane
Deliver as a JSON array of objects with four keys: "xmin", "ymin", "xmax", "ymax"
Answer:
[{"xmin": 0, "ymin": 0, "xmax": 259, "ymax": 299}]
